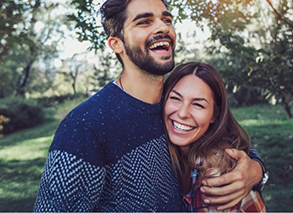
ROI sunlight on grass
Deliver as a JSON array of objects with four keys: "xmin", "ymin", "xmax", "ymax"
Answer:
[
  {"xmin": 239, "ymin": 119, "xmax": 291, "ymax": 127},
  {"xmin": 0, "ymin": 136, "xmax": 53, "ymax": 161},
  {"xmin": 0, "ymin": 180, "xmax": 40, "ymax": 199}
]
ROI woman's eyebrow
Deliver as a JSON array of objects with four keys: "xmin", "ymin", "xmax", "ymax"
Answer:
[
  {"xmin": 171, "ymin": 90, "xmax": 209, "ymax": 103},
  {"xmin": 171, "ymin": 90, "xmax": 182, "ymax": 97},
  {"xmin": 193, "ymin": 98, "xmax": 209, "ymax": 104}
]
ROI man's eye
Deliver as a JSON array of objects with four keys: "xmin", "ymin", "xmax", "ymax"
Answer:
[
  {"xmin": 163, "ymin": 18, "xmax": 172, "ymax": 24},
  {"xmin": 137, "ymin": 20, "xmax": 150, "ymax": 25}
]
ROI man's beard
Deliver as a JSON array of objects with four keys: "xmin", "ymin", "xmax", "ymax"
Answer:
[{"xmin": 124, "ymin": 35, "xmax": 175, "ymax": 76}]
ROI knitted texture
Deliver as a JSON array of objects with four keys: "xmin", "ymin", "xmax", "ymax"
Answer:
[{"xmin": 34, "ymin": 82, "xmax": 187, "ymax": 212}]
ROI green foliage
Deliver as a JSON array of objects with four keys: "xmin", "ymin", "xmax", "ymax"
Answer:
[
  {"xmin": 0, "ymin": 0, "xmax": 26, "ymax": 62},
  {"xmin": 0, "ymin": 0, "xmax": 71, "ymax": 98},
  {"xmin": 0, "ymin": 97, "xmax": 45, "ymax": 135},
  {"xmin": 54, "ymin": 94, "xmax": 89, "ymax": 121},
  {"xmin": 36, "ymin": 92, "xmax": 89, "ymax": 108},
  {"xmin": 67, "ymin": 0, "xmax": 107, "ymax": 51},
  {"xmin": 90, "ymin": 52, "xmax": 119, "ymax": 92},
  {"xmin": 210, "ymin": 0, "xmax": 293, "ymax": 118},
  {"xmin": 0, "ymin": 115, "xmax": 10, "ymax": 138},
  {"xmin": 227, "ymin": 86, "xmax": 267, "ymax": 107}
]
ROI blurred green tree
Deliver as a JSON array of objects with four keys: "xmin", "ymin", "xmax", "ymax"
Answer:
[
  {"xmin": 0, "ymin": 0, "xmax": 25, "ymax": 62},
  {"xmin": 0, "ymin": 0, "xmax": 72, "ymax": 98},
  {"xmin": 59, "ymin": 53, "xmax": 90, "ymax": 95},
  {"xmin": 172, "ymin": 0, "xmax": 293, "ymax": 118},
  {"xmin": 91, "ymin": 53, "xmax": 116, "ymax": 92}
]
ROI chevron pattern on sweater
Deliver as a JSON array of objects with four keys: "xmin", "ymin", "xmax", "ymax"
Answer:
[
  {"xmin": 35, "ymin": 136, "xmax": 179, "ymax": 212},
  {"xmin": 99, "ymin": 136, "xmax": 177, "ymax": 212},
  {"xmin": 34, "ymin": 150, "xmax": 106, "ymax": 212}
]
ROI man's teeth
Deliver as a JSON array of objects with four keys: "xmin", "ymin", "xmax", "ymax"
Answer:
[
  {"xmin": 149, "ymin": 41, "xmax": 170, "ymax": 49},
  {"xmin": 173, "ymin": 121, "xmax": 193, "ymax": 131}
]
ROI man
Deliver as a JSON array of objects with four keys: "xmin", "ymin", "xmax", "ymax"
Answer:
[{"xmin": 34, "ymin": 0, "xmax": 266, "ymax": 211}]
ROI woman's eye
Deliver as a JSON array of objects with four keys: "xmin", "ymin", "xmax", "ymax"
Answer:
[
  {"xmin": 193, "ymin": 103, "xmax": 204, "ymax": 108},
  {"xmin": 170, "ymin": 96, "xmax": 180, "ymax": 101}
]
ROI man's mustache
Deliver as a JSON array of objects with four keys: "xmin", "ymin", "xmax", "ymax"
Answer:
[{"xmin": 146, "ymin": 35, "xmax": 175, "ymax": 48}]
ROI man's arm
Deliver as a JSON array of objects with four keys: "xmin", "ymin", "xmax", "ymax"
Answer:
[
  {"xmin": 33, "ymin": 118, "xmax": 107, "ymax": 212},
  {"xmin": 199, "ymin": 148, "xmax": 267, "ymax": 211}
]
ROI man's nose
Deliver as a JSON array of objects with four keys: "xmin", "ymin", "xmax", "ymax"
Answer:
[{"xmin": 153, "ymin": 19, "xmax": 170, "ymax": 34}]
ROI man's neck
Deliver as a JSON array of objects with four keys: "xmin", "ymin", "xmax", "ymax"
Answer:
[{"xmin": 117, "ymin": 68, "xmax": 165, "ymax": 104}]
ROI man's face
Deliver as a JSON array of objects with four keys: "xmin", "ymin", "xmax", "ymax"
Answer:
[{"xmin": 122, "ymin": 0, "xmax": 176, "ymax": 76}]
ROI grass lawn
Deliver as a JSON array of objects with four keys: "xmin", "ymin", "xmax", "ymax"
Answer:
[
  {"xmin": 231, "ymin": 104, "xmax": 293, "ymax": 212},
  {"xmin": 0, "ymin": 117, "xmax": 60, "ymax": 211},
  {"xmin": 0, "ymin": 103, "xmax": 292, "ymax": 211}
]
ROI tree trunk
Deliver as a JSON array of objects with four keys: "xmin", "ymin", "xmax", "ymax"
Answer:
[
  {"xmin": 72, "ymin": 81, "xmax": 76, "ymax": 95},
  {"xmin": 16, "ymin": 59, "xmax": 34, "ymax": 97},
  {"xmin": 283, "ymin": 103, "xmax": 292, "ymax": 119}
]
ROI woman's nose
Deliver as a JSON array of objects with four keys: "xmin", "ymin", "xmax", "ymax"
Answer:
[{"xmin": 177, "ymin": 104, "xmax": 190, "ymax": 119}]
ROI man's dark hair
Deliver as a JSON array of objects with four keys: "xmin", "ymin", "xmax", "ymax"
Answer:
[{"xmin": 99, "ymin": 0, "xmax": 169, "ymax": 65}]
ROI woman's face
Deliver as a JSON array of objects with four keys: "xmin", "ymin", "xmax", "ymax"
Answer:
[{"xmin": 164, "ymin": 74, "xmax": 215, "ymax": 153}]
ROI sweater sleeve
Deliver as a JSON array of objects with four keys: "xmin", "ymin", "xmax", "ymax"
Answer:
[
  {"xmin": 249, "ymin": 148, "xmax": 268, "ymax": 191},
  {"xmin": 33, "ymin": 117, "xmax": 107, "ymax": 212},
  {"xmin": 249, "ymin": 148, "xmax": 266, "ymax": 174}
]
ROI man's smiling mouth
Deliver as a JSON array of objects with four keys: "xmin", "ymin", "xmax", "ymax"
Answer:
[
  {"xmin": 172, "ymin": 121, "xmax": 194, "ymax": 131},
  {"xmin": 149, "ymin": 41, "xmax": 170, "ymax": 50}
]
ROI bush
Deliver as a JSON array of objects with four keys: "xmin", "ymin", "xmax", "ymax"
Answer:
[
  {"xmin": 36, "ymin": 93, "xmax": 90, "ymax": 108},
  {"xmin": 0, "ymin": 97, "xmax": 45, "ymax": 135},
  {"xmin": 227, "ymin": 85, "xmax": 267, "ymax": 107},
  {"xmin": 55, "ymin": 95, "xmax": 89, "ymax": 121}
]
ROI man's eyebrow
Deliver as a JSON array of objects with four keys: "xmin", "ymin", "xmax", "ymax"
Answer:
[
  {"xmin": 132, "ymin": 11, "xmax": 173, "ymax": 22},
  {"xmin": 162, "ymin": 11, "xmax": 173, "ymax": 18},
  {"xmin": 133, "ymin": 12, "xmax": 154, "ymax": 22}
]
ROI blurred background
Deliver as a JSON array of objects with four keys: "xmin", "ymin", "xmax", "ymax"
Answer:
[{"xmin": 0, "ymin": 0, "xmax": 292, "ymax": 211}]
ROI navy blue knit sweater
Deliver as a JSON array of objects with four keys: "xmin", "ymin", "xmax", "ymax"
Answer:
[{"xmin": 34, "ymin": 82, "xmax": 187, "ymax": 212}]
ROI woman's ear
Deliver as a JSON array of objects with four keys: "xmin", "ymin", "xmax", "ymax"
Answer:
[
  {"xmin": 210, "ymin": 107, "xmax": 219, "ymax": 124},
  {"xmin": 108, "ymin": 37, "xmax": 123, "ymax": 54},
  {"xmin": 210, "ymin": 116, "xmax": 215, "ymax": 124}
]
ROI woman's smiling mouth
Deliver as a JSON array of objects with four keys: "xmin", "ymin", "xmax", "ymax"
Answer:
[{"xmin": 172, "ymin": 121, "xmax": 194, "ymax": 132}]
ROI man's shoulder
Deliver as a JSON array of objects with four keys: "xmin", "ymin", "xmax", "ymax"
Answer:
[{"xmin": 67, "ymin": 82, "xmax": 117, "ymax": 119}]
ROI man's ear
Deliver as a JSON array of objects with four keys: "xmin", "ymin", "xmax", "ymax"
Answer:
[{"xmin": 108, "ymin": 37, "xmax": 123, "ymax": 54}]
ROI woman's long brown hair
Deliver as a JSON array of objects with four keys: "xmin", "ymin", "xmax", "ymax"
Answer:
[{"xmin": 163, "ymin": 62, "xmax": 250, "ymax": 181}]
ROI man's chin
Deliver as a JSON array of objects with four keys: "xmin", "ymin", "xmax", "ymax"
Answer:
[{"xmin": 145, "ymin": 61, "xmax": 174, "ymax": 76}]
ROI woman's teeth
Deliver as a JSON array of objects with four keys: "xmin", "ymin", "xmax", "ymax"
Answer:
[{"xmin": 173, "ymin": 121, "xmax": 193, "ymax": 131}]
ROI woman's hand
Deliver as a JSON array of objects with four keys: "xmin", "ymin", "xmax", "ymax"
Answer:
[{"xmin": 199, "ymin": 148, "xmax": 263, "ymax": 211}]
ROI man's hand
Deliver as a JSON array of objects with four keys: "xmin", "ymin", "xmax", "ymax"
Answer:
[{"xmin": 199, "ymin": 149, "xmax": 263, "ymax": 211}]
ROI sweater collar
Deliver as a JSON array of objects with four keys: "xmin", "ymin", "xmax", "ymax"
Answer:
[{"xmin": 109, "ymin": 81, "xmax": 162, "ymax": 115}]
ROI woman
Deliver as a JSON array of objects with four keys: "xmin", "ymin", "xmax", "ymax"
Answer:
[{"xmin": 163, "ymin": 62, "xmax": 266, "ymax": 212}]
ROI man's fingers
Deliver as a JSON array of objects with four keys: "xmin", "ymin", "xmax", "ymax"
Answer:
[
  {"xmin": 225, "ymin": 148, "xmax": 245, "ymax": 161},
  {"xmin": 201, "ymin": 183, "xmax": 238, "ymax": 196},
  {"xmin": 202, "ymin": 172, "xmax": 236, "ymax": 188},
  {"xmin": 201, "ymin": 189, "xmax": 244, "ymax": 210},
  {"xmin": 216, "ymin": 192, "xmax": 243, "ymax": 211}
]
